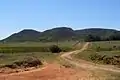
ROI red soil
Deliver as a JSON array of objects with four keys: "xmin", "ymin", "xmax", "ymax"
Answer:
[{"xmin": 0, "ymin": 64, "xmax": 90, "ymax": 80}]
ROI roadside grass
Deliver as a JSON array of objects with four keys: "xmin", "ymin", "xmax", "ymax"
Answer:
[
  {"xmin": 0, "ymin": 52, "xmax": 57, "ymax": 67},
  {"xmin": 73, "ymin": 50, "xmax": 94, "ymax": 61},
  {"xmin": 89, "ymin": 70, "xmax": 120, "ymax": 80}
]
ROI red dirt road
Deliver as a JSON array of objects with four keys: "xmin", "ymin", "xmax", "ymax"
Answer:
[{"xmin": 0, "ymin": 64, "xmax": 90, "ymax": 80}]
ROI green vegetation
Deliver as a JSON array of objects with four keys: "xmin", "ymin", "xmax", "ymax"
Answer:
[{"xmin": 49, "ymin": 45, "xmax": 61, "ymax": 53}]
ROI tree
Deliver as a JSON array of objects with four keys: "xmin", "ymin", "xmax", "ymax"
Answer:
[
  {"xmin": 84, "ymin": 35, "xmax": 101, "ymax": 42},
  {"xmin": 49, "ymin": 45, "xmax": 61, "ymax": 53}
]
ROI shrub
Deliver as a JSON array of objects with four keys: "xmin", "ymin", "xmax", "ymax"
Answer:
[
  {"xmin": 113, "ymin": 45, "xmax": 117, "ymax": 49},
  {"xmin": 49, "ymin": 45, "xmax": 61, "ymax": 53},
  {"xmin": 89, "ymin": 53, "xmax": 120, "ymax": 67},
  {"xmin": 89, "ymin": 54, "xmax": 98, "ymax": 61},
  {"xmin": 3, "ymin": 57, "xmax": 43, "ymax": 69},
  {"xmin": 89, "ymin": 53, "xmax": 106, "ymax": 61}
]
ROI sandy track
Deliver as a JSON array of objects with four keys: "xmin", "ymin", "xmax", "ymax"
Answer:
[{"xmin": 61, "ymin": 42, "xmax": 89, "ymax": 58}]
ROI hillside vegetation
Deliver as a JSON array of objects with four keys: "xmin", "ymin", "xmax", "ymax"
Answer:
[{"xmin": 1, "ymin": 27, "xmax": 120, "ymax": 42}]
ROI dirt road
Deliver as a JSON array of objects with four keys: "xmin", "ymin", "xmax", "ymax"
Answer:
[
  {"xmin": 0, "ymin": 64, "xmax": 90, "ymax": 80},
  {"xmin": 61, "ymin": 42, "xmax": 120, "ymax": 73},
  {"xmin": 61, "ymin": 42, "xmax": 89, "ymax": 58}
]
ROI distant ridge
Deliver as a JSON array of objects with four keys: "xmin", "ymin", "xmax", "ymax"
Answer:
[{"xmin": 1, "ymin": 27, "xmax": 120, "ymax": 42}]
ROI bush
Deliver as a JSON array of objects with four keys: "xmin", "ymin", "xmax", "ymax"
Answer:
[
  {"xmin": 89, "ymin": 53, "xmax": 120, "ymax": 67},
  {"xmin": 89, "ymin": 53, "xmax": 106, "ymax": 61},
  {"xmin": 49, "ymin": 45, "xmax": 61, "ymax": 53},
  {"xmin": 3, "ymin": 57, "xmax": 43, "ymax": 69}
]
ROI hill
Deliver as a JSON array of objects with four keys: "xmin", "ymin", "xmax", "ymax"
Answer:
[
  {"xmin": 75, "ymin": 28, "xmax": 120, "ymax": 41},
  {"xmin": 39, "ymin": 27, "xmax": 76, "ymax": 41},
  {"xmin": 1, "ymin": 27, "xmax": 120, "ymax": 42},
  {"xmin": 1, "ymin": 29, "xmax": 41, "ymax": 42}
]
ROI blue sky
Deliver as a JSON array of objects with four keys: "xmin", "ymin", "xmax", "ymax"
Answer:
[{"xmin": 0, "ymin": 0, "xmax": 120, "ymax": 39}]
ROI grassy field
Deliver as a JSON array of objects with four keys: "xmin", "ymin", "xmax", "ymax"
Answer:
[
  {"xmin": 0, "ymin": 41, "xmax": 81, "ymax": 53},
  {"xmin": 0, "ymin": 41, "xmax": 77, "ymax": 47},
  {"xmin": 89, "ymin": 41, "xmax": 120, "ymax": 51}
]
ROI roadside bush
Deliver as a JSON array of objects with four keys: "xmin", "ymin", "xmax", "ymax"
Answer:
[
  {"xmin": 49, "ymin": 45, "xmax": 61, "ymax": 53},
  {"xmin": 2, "ymin": 57, "xmax": 43, "ymax": 69},
  {"xmin": 89, "ymin": 54, "xmax": 106, "ymax": 61},
  {"xmin": 89, "ymin": 53, "xmax": 120, "ymax": 67}
]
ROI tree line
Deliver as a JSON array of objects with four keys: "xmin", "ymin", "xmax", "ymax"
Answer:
[{"xmin": 84, "ymin": 33, "xmax": 120, "ymax": 42}]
